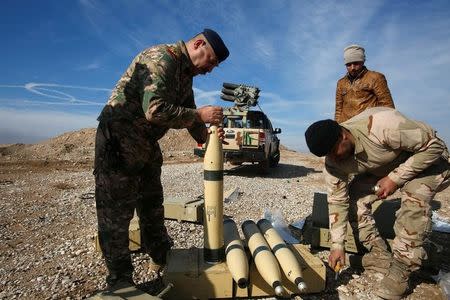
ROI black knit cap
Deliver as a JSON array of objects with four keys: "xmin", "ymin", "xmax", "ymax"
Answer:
[
  {"xmin": 304, "ymin": 119, "xmax": 341, "ymax": 157},
  {"xmin": 202, "ymin": 28, "xmax": 229, "ymax": 63}
]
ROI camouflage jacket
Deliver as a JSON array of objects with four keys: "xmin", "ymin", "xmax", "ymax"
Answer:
[
  {"xmin": 335, "ymin": 67, "xmax": 395, "ymax": 124},
  {"xmin": 102, "ymin": 41, "xmax": 206, "ymax": 143},
  {"xmin": 325, "ymin": 107, "xmax": 449, "ymax": 250}
]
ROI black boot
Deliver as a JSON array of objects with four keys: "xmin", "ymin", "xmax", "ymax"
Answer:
[
  {"xmin": 105, "ymin": 258, "xmax": 134, "ymax": 291},
  {"xmin": 149, "ymin": 240, "xmax": 172, "ymax": 271},
  {"xmin": 106, "ymin": 272, "xmax": 134, "ymax": 291}
]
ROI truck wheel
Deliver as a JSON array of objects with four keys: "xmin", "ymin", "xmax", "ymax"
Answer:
[{"xmin": 269, "ymin": 148, "xmax": 280, "ymax": 167}]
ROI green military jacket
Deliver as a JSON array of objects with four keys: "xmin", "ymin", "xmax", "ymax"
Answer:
[
  {"xmin": 324, "ymin": 107, "xmax": 449, "ymax": 250},
  {"xmin": 104, "ymin": 40, "xmax": 205, "ymax": 142}
]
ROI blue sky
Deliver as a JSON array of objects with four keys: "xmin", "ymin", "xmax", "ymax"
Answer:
[{"xmin": 1, "ymin": 0, "xmax": 449, "ymax": 151}]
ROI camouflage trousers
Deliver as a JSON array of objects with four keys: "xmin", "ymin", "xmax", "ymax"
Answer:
[
  {"xmin": 347, "ymin": 158, "xmax": 450, "ymax": 271},
  {"xmin": 94, "ymin": 122, "xmax": 172, "ymax": 280}
]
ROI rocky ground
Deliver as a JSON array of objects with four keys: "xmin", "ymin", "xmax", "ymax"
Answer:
[{"xmin": 0, "ymin": 128, "xmax": 449, "ymax": 299}]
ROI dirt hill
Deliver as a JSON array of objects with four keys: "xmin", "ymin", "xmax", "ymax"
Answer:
[
  {"xmin": 0, "ymin": 127, "xmax": 296, "ymax": 165},
  {"xmin": 0, "ymin": 128, "xmax": 203, "ymax": 164}
]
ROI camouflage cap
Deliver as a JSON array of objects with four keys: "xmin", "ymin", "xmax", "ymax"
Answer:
[
  {"xmin": 305, "ymin": 119, "xmax": 341, "ymax": 157},
  {"xmin": 202, "ymin": 28, "xmax": 229, "ymax": 63}
]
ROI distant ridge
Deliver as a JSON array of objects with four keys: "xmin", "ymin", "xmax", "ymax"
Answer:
[{"xmin": 0, "ymin": 127, "xmax": 297, "ymax": 164}]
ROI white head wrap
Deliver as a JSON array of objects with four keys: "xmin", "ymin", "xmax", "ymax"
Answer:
[{"xmin": 344, "ymin": 44, "xmax": 365, "ymax": 64}]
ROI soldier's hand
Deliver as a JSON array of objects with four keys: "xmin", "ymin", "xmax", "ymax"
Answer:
[
  {"xmin": 207, "ymin": 126, "xmax": 229, "ymax": 145},
  {"xmin": 328, "ymin": 249, "xmax": 345, "ymax": 270},
  {"xmin": 197, "ymin": 105, "xmax": 223, "ymax": 125},
  {"xmin": 217, "ymin": 127, "xmax": 229, "ymax": 145},
  {"xmin": 375, "ymin": 176, "xmax": 398, "ymax": 199}
]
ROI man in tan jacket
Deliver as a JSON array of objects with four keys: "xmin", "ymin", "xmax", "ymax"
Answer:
[{"xmin": 335, "ymin": 44, "xmax": 395, "ymax": 123}]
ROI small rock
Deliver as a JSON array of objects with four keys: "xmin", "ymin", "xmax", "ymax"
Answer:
[{"xmin": 74, "ymin": 249, "xmax": 85, "ymax": 256}]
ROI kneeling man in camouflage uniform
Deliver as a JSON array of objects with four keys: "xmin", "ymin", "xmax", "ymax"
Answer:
[
  {"xmin": 305, "ymin": 107, "xmax": 450, "ymax": 299},
  {"xmin": 94, "ymin": 28, "xmax": 229, "ymax": 289}
]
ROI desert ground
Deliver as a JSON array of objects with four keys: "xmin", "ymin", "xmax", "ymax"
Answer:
[{"xmin": 1, "ymin": 128, "xmax": 449, "ymax": 299}]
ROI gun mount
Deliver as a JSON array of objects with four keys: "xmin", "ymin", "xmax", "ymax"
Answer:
[
  {"xmin": 221, "ymin": 82, "xmax": 260, "ymax": 108},
  {"xmin": 196, "ymin": 81, "xmax": 282, "ymax": 172}
]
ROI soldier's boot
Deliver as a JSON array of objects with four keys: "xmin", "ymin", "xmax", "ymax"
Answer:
[
  {"xmin": 106, "ymin": 271, "xmax": 134, "ymax": 291},
  {"xmin": 148, "ymin": 256, "xmax": 165, "ymax": 272},
  {"xmin": 361, "ymin": 239, "xmax": 392, "ymax": 275},
  {"xmin": 105, "ymin": 259, "xmax": 134, "ymax": 291},
  {"xmin": 148, "ymin": 240, "xmax": 173, "ymax": 272},
  {"xmin": 375, "ymin": 259, "xmax": 410, "ymax": 300}
]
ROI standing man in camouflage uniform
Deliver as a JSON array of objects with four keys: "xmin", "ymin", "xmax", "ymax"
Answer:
[
  {"xmin": 335, "ymin": 44, "xmax": 395, "ymax": 124},
  {"xmin": 94, "ymin": 28, "xmax": 229, "ymax": 289},
  {"xmin": 305, "ymin": 107, "xmax": 450, "ymax": 299}
]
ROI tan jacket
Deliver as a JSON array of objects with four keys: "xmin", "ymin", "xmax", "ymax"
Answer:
[{"xmin": 335, "ymin": 67, "xmax": 395, "ymax": 123}]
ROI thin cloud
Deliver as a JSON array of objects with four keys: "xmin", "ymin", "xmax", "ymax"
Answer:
[
  {"xmin": 23, "ymin": 83, "xmax": 110, "ymax": 92},
  {"xmin": 76, "ymin": 62, "xmax": 101, "ymax": 71},
  {"xmin": 193, "ymin": 88, "xmax": 221, "ymax": 106},
  {"xmin": 78, "ymin": 0, "xmax": 185, "ymax": 56},
  {"xmin": 78, "ymin": 0, "xmax": 142, "ymax": 56},
  {"xmin": 270, "ymin": 117, "xmax": 312, "ymax": 127},
  {"xmin": 261, "ymin": 92, "xmax": 317, "ymax": 108},
  {"xmin": 253, "ymin": 38, "xmax": 276, "ymax": 65},
  {"xmin": 22, "ymin": 100, "xmax": 103, "ymax": 106},
  {"xmin": 126, "ymin": 32, "xmax": 147, "ymax": 50},
  {"xmin": 0, "ymin": 83, "xmax": 110, "ymax": 106}
]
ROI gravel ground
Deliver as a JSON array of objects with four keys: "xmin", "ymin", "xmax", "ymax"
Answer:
[{"xmin": 1, "ymin": 149, "xmax": 449, "ymax": 299}]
